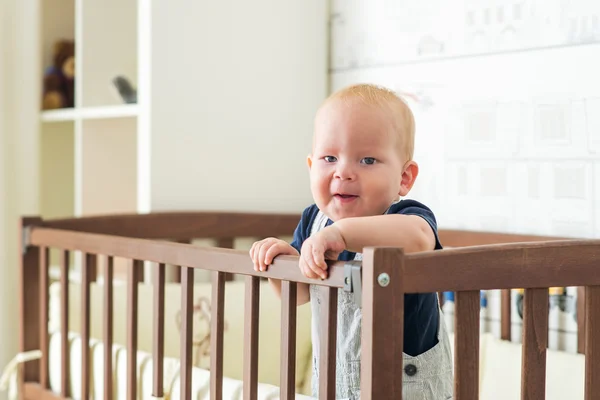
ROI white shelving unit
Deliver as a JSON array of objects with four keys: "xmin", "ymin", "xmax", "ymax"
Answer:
[
  {"xmin": 40, "ymin": 104, "xmax": 139, "ymax": 122},
  {"xmin": 38, "ymin": 0, "xmax": 328, "ymax": 223},
  {"xmin": 40, "ymin": 0, "xmax": 145, "ymax": 219}
]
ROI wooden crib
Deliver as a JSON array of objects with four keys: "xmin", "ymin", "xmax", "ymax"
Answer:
[{"xmin": 14, "ymin": 212, "xmax": 600, "ymax": 399}]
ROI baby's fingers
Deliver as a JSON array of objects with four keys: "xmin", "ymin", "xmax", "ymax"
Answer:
[
  {"xmin": 257, "ymin": 240, "xmax": 277, "ymax": 272},
  {"xmin": 264, "ymin": 243, "xmax": 286, "ymax": 267},
  {"xmin": 249, "ymin": 241, "xmax": 261, "ymax": 271},
  {"xmin": 303, "ymin": 248, "xmax": 327, "ymax": 280},
  {"xmin": 299, "ymin": 256, "xmax": 320, "ymax": 279}
]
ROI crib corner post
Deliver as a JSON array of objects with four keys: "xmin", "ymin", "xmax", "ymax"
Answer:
[
  {"xmin": 19, "ymin": 216, "xmax": 43, "ymax": 389},
  {"xmin": 360, "ymin": 247, "xmax": 405, "ymax": 400}
]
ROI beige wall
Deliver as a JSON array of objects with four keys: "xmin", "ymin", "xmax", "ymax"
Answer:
[
  {"xmin": 148, "ymin": 0, "xmax": 328, "ymax": 213},
  {"xmin": 0, "ymin": 0, "xmax": 40, "ymax": 396}
]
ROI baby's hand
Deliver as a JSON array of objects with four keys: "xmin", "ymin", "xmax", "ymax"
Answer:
[
  {"xmin": 250, "ymin": 238, "xmax": 299, "ymax": 272},
  {"xmin": 300, "ymin": 226, "xmax": 346, "ymax": 280}
]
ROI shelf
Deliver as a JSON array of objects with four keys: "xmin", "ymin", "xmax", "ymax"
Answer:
[{"xmin": 41, "ymin": 104, "xmax": 139, "ymax": 122}]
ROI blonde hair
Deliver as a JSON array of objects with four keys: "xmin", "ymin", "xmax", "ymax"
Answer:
[{"xmin": 322, "ymin": 83, "xmax": 415, "ymax": 161}]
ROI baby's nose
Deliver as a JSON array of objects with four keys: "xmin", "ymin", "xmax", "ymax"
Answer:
[{"xmin": 334, "ymin": 163, "xmax": 356, "ymax": 180}]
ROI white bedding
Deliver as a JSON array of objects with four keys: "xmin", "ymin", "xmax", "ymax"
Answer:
[{"xmin": 46, "ymin": 329, "xmax": 315, "ymax": 400}]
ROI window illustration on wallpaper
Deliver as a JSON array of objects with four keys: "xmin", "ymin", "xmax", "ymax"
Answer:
[
  {"xmin": 329, "ymin": 0, "xmax": 600, "ymax": 70},
  {"xmin": 441, "ymin": 289, "xmax": 579, "ymax": 353}
]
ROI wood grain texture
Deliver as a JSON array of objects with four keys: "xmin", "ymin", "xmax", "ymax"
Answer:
[
  {"xmin": 30, "ymin": 228, "xmax": 347, "ymax": 288},
  {"xmin": 521, "ymin": 288, "xmax": 548, "ymax": 400},
  {"xmin": 103, "ymin": 256, "xmax": 114, "ymax": 400},
  {"xmin": 578, "ymin": 287, "xmax": 586, "ymax": 354},
  {"xmin": 39, "ymin": 247, "xmax": 49, "ymax": 389},
  {"xmin": 180, "ymin": 267, "xmax": 194, "ymax": 400},
  {"xmin": 210, "ymin": 271, "xmax": 226, "ymax": 400},
  {"xmin": 126, "ymin": 260, "xmax": 141, "ymax": 400},
  {"xmin": 404, "ymin": 240, "xmax": 600, "ymax": 292},
  {"xmin": 454, "ymin": 291, "xmax": 480, "ymax": 400},
  {"xmin": 81, "ymin": 254, "xmax": 94, "ymax": 400},
  {"xmin": 585, "ymin": 286, "xmax": 600, "ymax": 400},
  {"xmin": 437, "ymin": 229, "xmax": 569, "ymax": 247},
  {"xmin": 60, "ymin": 250, "xmax": 70, "ymax": 397},
  {"xmin": 153, "ymin": 263, "xmax": 165, "ymax": 398},
  {"xmin": 216, "ymin": 238, "xmax": 235, "ymax": 281},
  {"xmin": 280, "ymin": 281, "xmax": 297, "ymax": 400},
  {"xmin": 20, "ymin": 217, "xmax": 42, "ymax": 386},
  {"xmin": 41, "ymin": 212, "xmax": 300, "ymax": 241},
  {"xmin": 319, "ymin": 286, "xmax": 338, "ymax": 400},
  {"xmin": 243, "ymin": 276, "xmax": 260, "ymax": 400},
  {"xmin": 501, "ymin": 289, "xmax": 511, "ymax": 341},
  {"xmin": 24, "ymin": 383, "xmax": 65, "ymax": 400},
  {"xmin": 360, "ymin": 248, "xmax": 405, "ymax": 400}
]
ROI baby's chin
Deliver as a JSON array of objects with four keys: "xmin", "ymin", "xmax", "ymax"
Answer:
[{"xmin": 322, "ymin": 206, "xmax": 374, "ymax": 221}]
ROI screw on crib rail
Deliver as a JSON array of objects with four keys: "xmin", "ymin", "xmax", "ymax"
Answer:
[{"xmin": 343, "ymin": 261, "xmax": 362, "ymax": 307}]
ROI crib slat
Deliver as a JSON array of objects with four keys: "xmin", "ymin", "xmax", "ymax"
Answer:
[
  {"xmin": 217, "ymin": 238, "xmax": 234, "ymax": 281},
  {"xmin": 521, "ymin": 288, "xmax": 548, "ymax": 400},
  {"xmin": 585, "ymin": 286, "xmax": 600, "ymax": 399},
  {"xmin": 210, "ymin": 271, "xmax": 226, "ymax": 400},
  {"xmin": 578, "ymin": 287, "xmax": 586, "ymax": 354},
  {"xmin": 454, "ymin": 290, "xmax": 480, "ymax": 400},
  {"xmin": 501, "ymin": 289, "xmax": 511, "ymax": 341},
  {"xmin": 60, "ymin": 249, "xmax": 70, "ymax": 397},
  {"xmin": 181, "ymin": 266, "xmax": 194, "ymax": 400},
  {"xmin": 104, "ymin": 256, "xmax": 114, "ymax": 400},
  {"xmin": 172, "ymin": 239, "xmax": 192, "ymax": 282},
  {"xmin": 127, "ymin": 259, "xmax": 141, "ymax": 400},
  {"xmin": 360, "ymin": 248, "xmax": 405, "ymax": 399},
  {"xmin": 81, "ymin": 253, "xmax": 94, "ymax": 400},
  {"xmin": 244, "ymin": 275, "xmax": 260, "ymax": 400},
  {"xmin": 153, "ymin": 263, "xmax": 165, "ymax": 398},
  {"xmin": 217, "ymin": 237, "xmax": 234, "ymax": 248},
  {"xmin": 319, "ymin": 286, "xmax": 338, "ymax": 400},
  {"xmin": 280, "ymin": 281, "xmax": 297, "ymax": 400},
  {"xmin": 39, "ymin": 247, "xmax": 49, "ymax": 389}
]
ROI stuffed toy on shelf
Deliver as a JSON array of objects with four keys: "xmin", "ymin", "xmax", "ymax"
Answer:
[{"xmin": 42, "ymin": 39, "xmax": 75, "ymax": 110}]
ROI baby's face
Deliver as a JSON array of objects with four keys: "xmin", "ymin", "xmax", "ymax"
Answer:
[{"xmin": 308, "ymin": 98, "xmax": 410, "ymax": 221}]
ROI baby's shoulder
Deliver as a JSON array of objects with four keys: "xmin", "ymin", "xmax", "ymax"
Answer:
[{"xmin": 386, "ymin": 199, "xmax": 436, "ymax": 217}]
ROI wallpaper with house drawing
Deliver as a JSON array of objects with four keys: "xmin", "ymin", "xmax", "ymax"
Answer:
[{"xmin": 330, "ymin": 0, "xmax": 600, "ymax": 353}]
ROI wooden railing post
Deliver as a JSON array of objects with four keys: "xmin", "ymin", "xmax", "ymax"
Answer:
[
  {"xmin": 454, "ymin": 291, "xmax": 480, "ymax": 400},
  {"xmin": 19, "ymin": 217, "xmax": 43, "ymax": 388},
  {"xmin": 501, "ymin": 289, "xmax": 511, "ymax": 341},
  {"xmin": 578, "ymin": 287, "xmax": 586, "ymax": 354},
  {"xmin": 584, "ymin": 285, "xmax": 600, "ymax": 399},
  {"xmin": 520, "ymin": 288, "xmax": 548, "ymax": 400},
  {"xmin": 361, "ymin": 247, "xmax": 405, "ymax": 399}
]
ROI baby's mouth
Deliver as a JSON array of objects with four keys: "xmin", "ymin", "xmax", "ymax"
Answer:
[{"xmin": 334, "ymin": 193, "xmax": 358, "ymax": 200}]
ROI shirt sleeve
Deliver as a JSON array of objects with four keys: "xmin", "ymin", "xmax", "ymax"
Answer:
[
  {"xmin": 386, "ymin": 200, "xmax": 443, "ymax": 250},
  {"xmin": 290, "ymin": 204, "xmax": 319, "ymax": 253}
]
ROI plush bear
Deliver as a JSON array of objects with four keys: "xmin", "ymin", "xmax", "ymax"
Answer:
[{"xmin": 42, "ymin": 40, "xmax": 75, "ymax": 110}]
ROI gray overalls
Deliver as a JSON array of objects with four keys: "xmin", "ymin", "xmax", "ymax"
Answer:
[{"xmin": 308, "ymin": 211, "xmax": 454, "ymax": 399}]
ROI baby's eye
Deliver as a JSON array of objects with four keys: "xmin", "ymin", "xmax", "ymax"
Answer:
[
  {"xmin": 324, "ymin": 156, "xmax": 337, "ymax": 162},
  {"xmin": 361, "ymin": 157, "xmax": 376, "ymax": 165}
]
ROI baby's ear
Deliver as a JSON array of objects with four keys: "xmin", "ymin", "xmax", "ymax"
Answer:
[
  {"xmin": 398, "ymin": 161, "xmax": 419, "ymax": 196},
  {"xmin": 306, "ymin": 154, "xmax": 313, "ymax": 169}
]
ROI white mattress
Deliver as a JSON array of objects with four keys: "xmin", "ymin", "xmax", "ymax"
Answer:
[{"xmin": 47, "ymin": 330, "xmax": 316, "ymax": 400}]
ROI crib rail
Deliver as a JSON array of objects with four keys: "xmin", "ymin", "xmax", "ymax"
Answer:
[
  {"xmin": 37, "ymin": 211, "xmax": 300, "ymax": 241},
  {"xmin": 20, "ymin": 218, "xmax": 348, "ymax": 400},
  {"xmin": 18, "ymin": 214, "xmax": 600, "ymax": 400},
  {"xmin": 399, "ymin": 239, "xmax": 600, "ymax": 400}
]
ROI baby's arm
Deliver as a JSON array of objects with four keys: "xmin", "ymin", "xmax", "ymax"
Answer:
[
  {"xmin": 298, "ymin": 214, "xmax": 436, "ymax": 278},
  {"xmin": 333, "ymin": 214, "xmax": 436, "ymax": 254},
  {"xmin": 249, "ymin": 238, "xmax": 310, "ymax": 305}
]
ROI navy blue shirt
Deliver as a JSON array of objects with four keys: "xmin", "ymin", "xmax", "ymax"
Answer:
[{"xmin": 290, "ymin": 200, "xmax": 442, "ymax": 357}]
